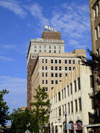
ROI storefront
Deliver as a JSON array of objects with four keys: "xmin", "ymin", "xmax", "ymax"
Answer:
[
  {"xmin": 69, "ymin": 121, "xmax": 74, "ymax": 133},
  {"xmin": 76, "ymin": 120, "xmax": 82, "ymax": 133}
]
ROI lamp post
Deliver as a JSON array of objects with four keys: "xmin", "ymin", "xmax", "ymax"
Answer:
[{"xmin": 64, "ymin": 111, "xmax": 67, "ymax": 133}]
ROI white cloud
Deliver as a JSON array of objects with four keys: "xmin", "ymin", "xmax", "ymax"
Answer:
[
  {"xmin": 0, "ymin": 76, "xmax": 26, "ymax": 93},
  {"xmin": 0, "ymin": 76, "xmax": 27, "ymax": 112},
  {"xmin": 25, "ymin": 3, "xmax": 49, "ymax": 26},
  {"xmin": 1, "ymin": 44, "xmax": 26, "ymax": 54},
  {"xmin": 0, "ymin": 0, "xmax": 27, "ymax": 18},
  {"xmin": 68, "ymin": 40, "xmax": 88, "ymax": 49},
  {"xmin": 0, "ymin": 56, "xmax": 14, "ymax": 61}
]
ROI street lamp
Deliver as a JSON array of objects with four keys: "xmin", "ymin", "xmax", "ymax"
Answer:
[{"xmin": 64, "ymin": 111, "xmax": 67, "ymax": 133}]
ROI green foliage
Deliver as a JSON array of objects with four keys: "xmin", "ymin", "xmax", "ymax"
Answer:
[
  {"xmin": 30, "ymin": 85, "xmax": 51, "ymax": 132},
  {"xmin": 0, "ymin": 89, "xmax": 10, "ymax": 127},
  {"xmin": 10, "ymin": 108, "xmax": 32, "ymax": 133}
]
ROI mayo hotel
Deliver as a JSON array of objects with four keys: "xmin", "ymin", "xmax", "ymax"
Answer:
[{"xmin": 26, "ymin": 29, "xmax": 95, "ymax": 133}]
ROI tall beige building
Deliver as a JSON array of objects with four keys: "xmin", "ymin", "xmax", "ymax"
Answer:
[
  {"xmin": 27, "ymin": 31, "xmax": 86, "ymax": 109},
  {"xmin": 89, "ymin": 0, "xmax": 100, "ymax": 54}
]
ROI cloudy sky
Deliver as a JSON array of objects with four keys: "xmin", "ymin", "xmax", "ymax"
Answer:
[{"xmin": 0, "ymin": 0, "xmax": 91, "ymax": 124}]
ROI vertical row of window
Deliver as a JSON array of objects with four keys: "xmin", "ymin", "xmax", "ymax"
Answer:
[
  {"xmin": 93, "ymin": 3, "xmax": 100, "ymax": 20},
  {"xmin": 95, "ymin": 24, "xmax": 100, "ymax": 41}
]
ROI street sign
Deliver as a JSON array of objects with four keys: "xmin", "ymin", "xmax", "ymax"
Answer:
[
  {"xmin": 66, "ymin": 124, "xmax": 71, "ymax": 129},
  {"xmin": 74, "ymin": 123, "xmax": 77, "ymax": 130}
]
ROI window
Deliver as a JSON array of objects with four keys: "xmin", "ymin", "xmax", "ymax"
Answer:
[
  {"xmin": 74, "ymin": 80, "xmax": 77, "ymax": 92},
  {"xmin": 69, "ymin": 67, "xmax": 71, "ymax": 71},
  {"xmin": 34, "ymin": 45, "xmax": 36, "ymax": 48},
  {"xmin": 51, "ymin": 87, "xmax": 54, "ymax": 90},
  {"xmin": 34, "ymin": 50, "xmax": 37, "ymax": 52},
  {"xmin": 55, "ymin": 66, "xmax": 57, "ymax": 70},
  {"xmin": 59, "ymin": 50, "xmax": 61, "ymax": 53},
  {"xmin": 58, "ymin": 92, "xmax": 61, "ymax": 101},
  {"xmin": 55, "ymin": 73, "xmax": 58, "ymax": 77},
  {"xmin": 55, "ymin": 60, "xmax": 57, "ymax": 63},
  {"xmin": 94, "ymin": 8, "xmax": 96, "ymax": 20},
  {"xmin": 71, "ymin": 102, "xmax": 73, "ymax": 113},
  {"xmin": 98, "ymin": 24, "xmax": 100, "ymax": 38},
  {"xmin": 49, "ymin": 46, "xmax": 51, "ymax": 49},
  {"xmin": 51, "ymin": 59, "xmax": 53, "ymax": 63},
  {"xmin": 73, "ymin": 67, "xmax": 75, "ymax": 70},
  {"xmin": 42, "ymin": 66, "xmax": 44, "ymax": 70},
  {"xmin": 78, "ymin": 60, "xmax": 80, "ymax": 64},
  {"xmin": 46, "ymin": 87, "xmax": 48, "ymax": 91},
  {"xmin": 42, "ymin": 80, "xmax": 44, "ymax": 84},
  {"xmin": 64, "ymin": 88, "xmax": 66, "ymax": 98},
  {"xmin": 46, "ymin": 80, "xmax": 48, "ymax": 84},
  {"xmin": 79, "ymin": 98, "xmax": 82, "ymax": 111},
  {"xmin": 62, "ymin": 90, "xmax": 63, "ymax": 99},
  {"xmin": 59, "ymin": 107, "xmax": 61, "ymax": 116},
  {"xmin": 54, "ymin": 46, "xmax": 56, "ymax": 49},
  {"xmin": 42, "ymin": 73, "xmax": 44, "ymax": 77},
  {"xmin": 75, "ymin": 99, "xmax": 78, "ymax": 112},
  {"xmin": 73, "ymin": 60, "xmax": 75, "ymax": 64},
  {"xmin": 67, "ymin": 86, "xmax": 69, "ymax": 96},
  {"xmin": 59, "ymin": 60, "xmax": 61, "ymax": 63},
  {"xmin": 95, "ymin": 27, "xmax": 98, "ymax": 41},
  {"xmin": 78, "ymin": 78, "xmax": 81, "ymax": 90},
  {"xmin": 54, "ymin": 50, "xmax": 56, "ymax": 53},
  {"xmin": 39, "ymin": 50, "xmax": 41, "ymax": 52},
  {"xmin": 55, "ymin": 80, "xmax": 58, "ymax": 84},
  {"xmin": 45, "ymin": 66, "xmax": 47, "ymax": 70},
  {"xmin": 59, "ymin": 66, "xmax": 62, "ymax": 70},
  {"xmin": 68, "ymin": 103, "xmax": 70, "ymax": 114},
  {"xmin": 51, "ymin": 73, "xmax": 54, "ymax": 77},
  {"xmin": 39, "ymin": 45, "xmax": 41, "ymax": 48},
  {"xmin": 65, "ymin": 73, "xmax": 67, "ymax": 77},
  {"xmin": 49, "ymin": 50, "xmax": 51, "ymax": 53},
  {"xmin": 69, "ymin": 60, "xmax": 71, "ymax": 64},
  {"xmin": 59, "ymin": 46, "xmax": 61, "ymax": 49},
  {"xmin": 44, "ymin": 50, "xmax": 46, "ymax": 52},
  {"xmin": 70, "ymin": 83, "xmax": 73, "ymax": 94},
  {"xmin": 62, "ymin": 105, "xmax": 64, "ymax": 115},
  {"xmin": 45, "ymin": 73, "xmax": 48, "ymax": 77},
  {"xmin": 59, "ymin": 73, "xmax": 62, "ymax": 77},
  {"xmin": 65, "ymin": 67, "xmax": 67, "ymax": 70},
  {"xmin": 44, "ymin": 45, "xmax": 46, "ymax": 48},
  {"xmin": 97, "ymin": 4, "xmax": 99, "ymax": 17},
  {"xmin": 45, "ymin": 59, "xmax": 47, "ymax": 63},
  {"xmin": 42, "ymin": 59, "xmax": 44, "ymax": 63},
  {"xmin": 51, "ymin": 80, "xmax": 54, "ymax": 84},
  {"xmin": 65, "ymin": 60, "xmax": 67, "ymax": 64},
  {"xmin": 51, "ymin": 66, "xmax": 53, "ymax": 70}
]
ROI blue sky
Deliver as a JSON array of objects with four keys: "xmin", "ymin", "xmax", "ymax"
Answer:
[{"xmin": 0, "ymin": 0, "xmax": 91, "ymax": 123}]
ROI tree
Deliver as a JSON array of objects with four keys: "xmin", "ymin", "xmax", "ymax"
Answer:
[
  {"xmin": 0, "ymin": 89, "xmax": 10, "ymax": 127},
  {"xmin": 10, "ymin": 108, "xmax": 32, "ymax": 133},
  {"xmin": 30, "ymin": 85, "xmax": 51, "ymax": 133}
]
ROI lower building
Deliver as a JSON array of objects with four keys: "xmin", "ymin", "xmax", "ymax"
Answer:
[{"xmin": 49, "ymin": 64, "xmax": 94, "ymax": 133}]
